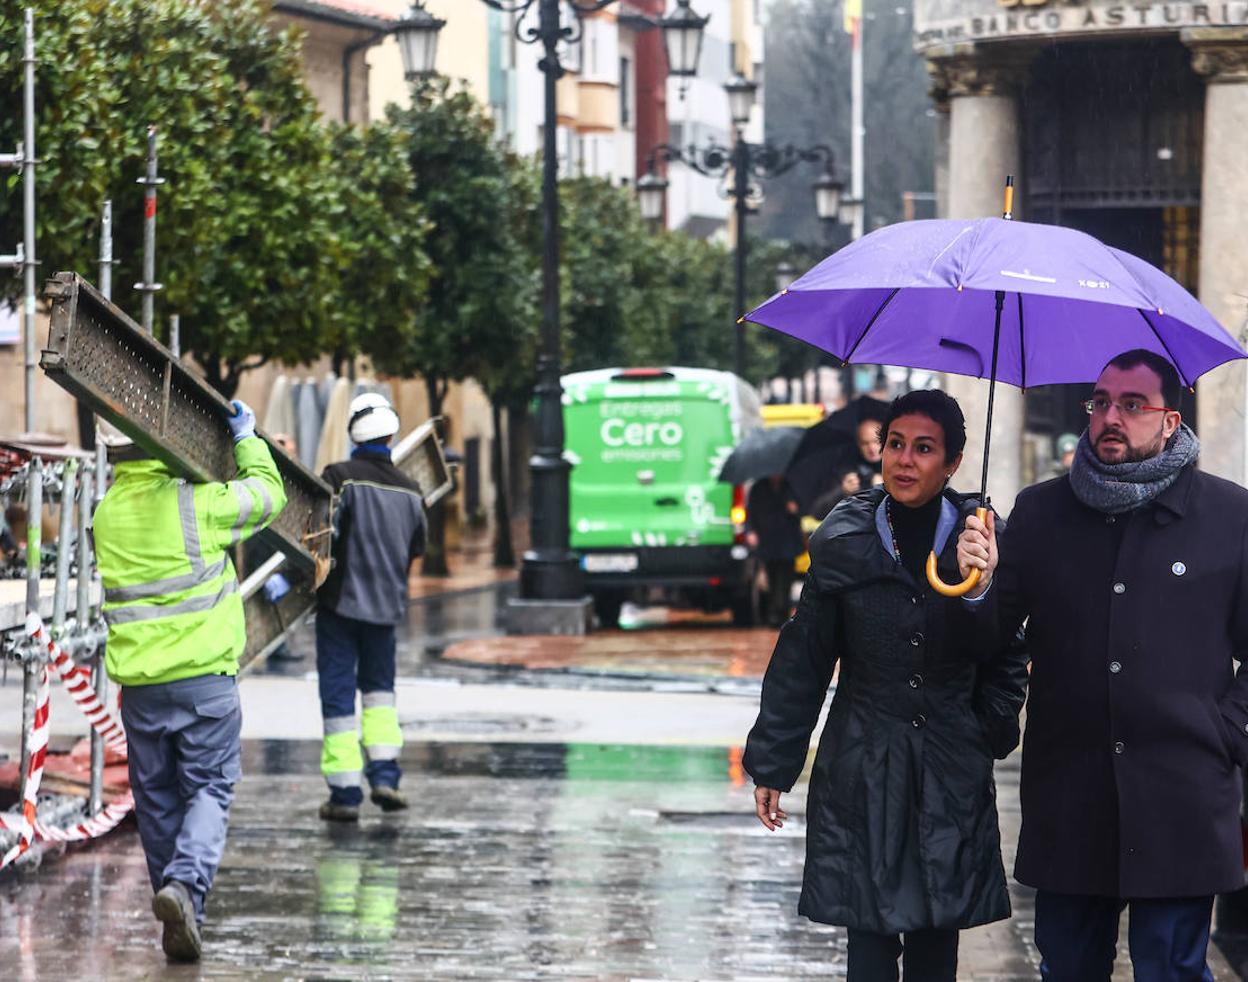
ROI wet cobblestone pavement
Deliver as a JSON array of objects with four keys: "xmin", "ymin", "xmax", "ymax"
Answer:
[{"xmin": 0, "ymin": 587, "xmax": 1240, "ymax": 978}]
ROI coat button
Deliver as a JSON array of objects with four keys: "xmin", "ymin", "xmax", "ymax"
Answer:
[
  {"xmin": 910, "ymin": 633, "xmax": 924, "ymax": 646},
  {"xmin": 911, "ymin": 595, "xmax": 921, "ymax": 605},
  {"xmin": 1112, "ymin": 582, "xmax": 1126, "ymax": 595},
  {"xmin": 1109, "ymin": 661, "xmax": 1122, "ymax": 674},
  {"xmin": 1114, "ymin": 740, "xmax": 1125, "ymax": 754},
  {"xmin": 912, "ymin": 714, "xmax": 926, "ymax": 728},
  {"xmin": 1243, "ymin": 722, "xmax": 1248, "ymax": 735},
  {"xmin": 908, "ymin": 673, "xmax": 923, "ymax": 688},
  {"xmin": 1106, "ymin": 515, "xmax": 1116, "ymax": 524}
]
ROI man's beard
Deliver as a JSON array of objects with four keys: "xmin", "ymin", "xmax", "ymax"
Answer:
[{"xmin": 1094, "ymin": 428, "xmax": 1165, "ymax": 464}]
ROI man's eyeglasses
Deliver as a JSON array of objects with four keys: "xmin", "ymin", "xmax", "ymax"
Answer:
[{"xmin": 1082, "ymin": 397, "xmax": 1176, "ymax": 417}]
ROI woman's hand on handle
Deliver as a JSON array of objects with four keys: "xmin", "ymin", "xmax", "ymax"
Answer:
[
  {"xmin": 956, "ymin": 510, "xmax": 997, "ymax": 599},
  {"xmin": 754, "ymin": 786, "xmax": 787, "ymax": 831}
]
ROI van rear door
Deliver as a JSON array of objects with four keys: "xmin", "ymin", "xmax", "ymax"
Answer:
[{"xmin": 564, "ymin": 371, "xmax": 737, "ymax": 551}]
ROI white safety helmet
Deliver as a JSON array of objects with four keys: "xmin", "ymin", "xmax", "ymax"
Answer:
[
  {"xmin": 347, "ymin": 392, "xmax": 400, "ymax": 445},
  {"xmin": 96, "ymin": 419, "xmax": 134, "ymax": 449}
]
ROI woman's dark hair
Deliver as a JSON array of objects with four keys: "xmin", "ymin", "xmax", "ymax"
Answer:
[{"xmin": 880, "ymin": 389, "xmax": 967, "ymax": 464}]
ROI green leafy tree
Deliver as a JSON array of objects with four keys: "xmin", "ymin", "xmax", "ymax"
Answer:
[
  {"xmin": 325, "ymin": 122, "xmax": 433, "ymax": 364},
  {"xmin": 0, "ymin": 0, "xmax": 346, "ymax": 396},
  {"xmin": 366, "ymin": 79, "xmax": 536, "ymax": 575},
  {"xmin": 466, "ymin": 154, "xmax": 540, "ymax": 569}
]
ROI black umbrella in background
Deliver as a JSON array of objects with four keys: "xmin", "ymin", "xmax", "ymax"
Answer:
[
  {"xmin": 717, "ymin": 426, "xmax": 805, "ymax": 485},
  {"xmin": 785, "ymin": 396, "xmax": 890, "ymax": 512}
]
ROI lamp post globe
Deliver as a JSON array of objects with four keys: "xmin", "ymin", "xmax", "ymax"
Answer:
[
  {"xmin": 774, "ymin": 261, "xmax": 797, "ymax": 294},
  {"xmin": 813, "ymin": 171, "xmax": 844, "ymax": 223},
  {"xmin": 659, "ymin": 0, "xmax": 711, "ymax": 79},
  {"xmin": 724, "ymin": 73, "xmax": 758, "ymax": 128},
  {"xmin": 838, "ymin": 197, "xmax": 865, "ymax": 234},
  {"xmin": 636, "ymin": 171, "xmax": 669, "ymax": 224},
  {"xmin": 395, "ymin": 2, "xmax": 446, "ymax": 81}
]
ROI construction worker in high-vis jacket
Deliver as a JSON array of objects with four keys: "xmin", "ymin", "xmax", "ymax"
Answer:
[
  {"xmin": 316, "ymin": 392, "xmax": 425, "ymax": 822},
  {"xmin": 92, "ymin": 401, "xmax": 285, "ymax": 963}
]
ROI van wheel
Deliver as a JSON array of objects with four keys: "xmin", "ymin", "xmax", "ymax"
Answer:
[
  {"xmin": 593, "ymin": 593, "xmax": 623, "ymax": 630},
  {"xmin": 730, "ymin": 580, "xmax": 760, "ymax": 627}
]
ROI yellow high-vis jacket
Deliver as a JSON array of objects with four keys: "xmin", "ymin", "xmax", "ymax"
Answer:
[{"xmin": 94, "ymin": 436, "xmax": 287, "ymax": 686}]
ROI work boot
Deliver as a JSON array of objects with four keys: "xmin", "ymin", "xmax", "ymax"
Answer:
[
  {"xmin": 319, "ymin": 799, "xmax": 360, "ymax": 823},
  {"xmin": 370, "ymin": 785, "xmax": 408, "ymax": 812},
  {"xmin": 152, "ymin": 880, "xmax": 202, "ymax": 963}
]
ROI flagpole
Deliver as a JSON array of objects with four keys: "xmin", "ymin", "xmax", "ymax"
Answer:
[{"xmin": 849, "ymin": 0, "xmax": 864, "ymax": 240}]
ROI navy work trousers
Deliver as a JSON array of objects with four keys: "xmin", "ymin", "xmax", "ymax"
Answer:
[
  {"xmin": 316, "ymin": 607, "xmax": 400, "ymax": 800},
  {"xmin": 121, "ymin": 673, "xmax": 242, "ymax": 923},
  {"xmin": 1036, "ymin": 890, "xmax": 1215, "ymax": 981}
]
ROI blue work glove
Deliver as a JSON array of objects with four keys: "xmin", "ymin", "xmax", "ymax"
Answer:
[
  {"xmin": 228, "ymin": 400, "xmax": 256, "ymax": 443},
  {"xmin": 262, "ymin": 573, "xmax": 291, "ymax": 604}
]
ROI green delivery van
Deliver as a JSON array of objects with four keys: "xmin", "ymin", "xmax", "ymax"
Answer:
[{"xmin": 562, "ymin": 366, "xmax": 764, "ymax": 628}]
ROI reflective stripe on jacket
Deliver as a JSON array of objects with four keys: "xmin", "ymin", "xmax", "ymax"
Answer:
[{"xmin": 94, "ymin": 436, "xmax": 288, "ymax": 686}]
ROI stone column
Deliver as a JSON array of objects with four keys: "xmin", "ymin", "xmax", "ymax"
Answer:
[
  {"xmin": 927, "ymin": 46, "xmax": 1030, "ymax": 515},
  {"xmin": 1186, "ymin": 29, "xmax": 1248, "ymax": 486},
  {"xmin": 927, "ymin": 65, "xmax": 951, "ymax": 220}
]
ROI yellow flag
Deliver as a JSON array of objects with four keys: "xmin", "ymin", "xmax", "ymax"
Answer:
[{"xmin": 843, "ymin": 0, "xmax": 862, "ymax": 35}]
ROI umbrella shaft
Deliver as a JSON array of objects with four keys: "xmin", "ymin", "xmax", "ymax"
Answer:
[{"xmin": 980, "ymin": 290, "xmax": 1006, "ymax": 505}]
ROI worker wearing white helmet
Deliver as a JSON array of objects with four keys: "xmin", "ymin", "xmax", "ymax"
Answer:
[{"xmin": 315, "ymin": 392, "xmax": 425, "ymax": 822}]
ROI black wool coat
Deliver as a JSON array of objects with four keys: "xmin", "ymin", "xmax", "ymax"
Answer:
[
  {"xmin": 743, "ymin": 488, "xmax": 1027, "ymax": 933},
  {"xmin": 973, "ymin": 465, "xmax": 1248, "ymax": 898}
]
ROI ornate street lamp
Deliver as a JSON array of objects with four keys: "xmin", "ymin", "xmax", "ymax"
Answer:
[
  {"xmin": 724, "ymin": 73, "xmax": 758, "ymax": 128},
  {"xmin": 838, "ymin": 196, "xmax": 866, "ymax": 235},
  {"xmin": 418, "ymin": 0, "xmax": 706, "ymax": 610},
  {"xmin": 636, "ymin": 170, "xmax": 670, "ymax": 224},
  {"xmin": 659, "ymin": 0, "xmax": 710, "ymax": 80},
  {"xmin": 394, "ymin": 3, "xmax": 446, "ymax": 80},
  {"xmin": 813, "ymin": 171, "xmax": 844, "ymax": 223},
  {"xmin": 774, "ymin": 261, "xmax": 798, "ymax": 294},
  {"xmin": 640, "ymin": 132, "xmax": 842, "ymax": 379}
]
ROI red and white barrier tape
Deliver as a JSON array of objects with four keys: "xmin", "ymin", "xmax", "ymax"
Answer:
[
  {"xmin": 27, "ymin": 614, "xmax": 127, "ymax": 754},
  {"xmin": 0, "ymin": 615, "xmax": 132, "ymax": 869},
  {"xmin": 0, "ymin": 662, "xmax": 49, "ymax": 868}
]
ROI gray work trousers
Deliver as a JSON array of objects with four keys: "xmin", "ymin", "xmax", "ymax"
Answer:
[{"xmin": 120, "ymin": 673, "xmax": 242, "ymax": 922}]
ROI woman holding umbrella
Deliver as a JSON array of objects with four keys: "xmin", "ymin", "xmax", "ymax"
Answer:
[{"xmin": 743, "ymin": 388, "xmax": 1025, "ymax": 981}]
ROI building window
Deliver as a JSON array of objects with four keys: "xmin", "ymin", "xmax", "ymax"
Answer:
[{"xmin": 620, "ymin": 56, "xmax": 632, "ymax": 127}]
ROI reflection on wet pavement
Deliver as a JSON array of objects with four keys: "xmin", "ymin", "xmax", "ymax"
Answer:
[
  {"xmin": 261, "ymin": 585, "xmax": 774, "ymax": 694},
  {"xmin": 443, "ymin": 628, "xmax": 777, "ymax": 682},
  {"xmin": 5, "ymin": 583, "xmax": 1240, "ymax": 979},
  {"xmin": 0, "ymin": 740, "xmax": 1237, "ymax": 979},
  {"xmin": 1, "ymin": 740, "xmax": 844, "ymax": 981}
]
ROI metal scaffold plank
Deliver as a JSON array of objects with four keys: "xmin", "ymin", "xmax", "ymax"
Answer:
[{"xmin": 39, "ymin": 272, "xmax": 333, "ymax": 577}]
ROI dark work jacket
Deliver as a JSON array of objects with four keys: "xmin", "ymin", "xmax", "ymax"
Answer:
[
  {"xmin": 743, "ymin": 487, "xmax": 1026, "ymax": 933},
  {"xmin": 968, "ymin": 466, "xmax": 1248, "ymax": 899},
  {"xmin": 318, "ymin": 449, "xmax": 425, "ymax": 626}
]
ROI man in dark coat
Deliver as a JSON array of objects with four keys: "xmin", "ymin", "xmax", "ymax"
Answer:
[{"xmin": 958, "ymin": 348, "xmax": 1248, "ymax": 979}]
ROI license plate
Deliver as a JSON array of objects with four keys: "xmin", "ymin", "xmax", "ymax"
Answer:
[{"xmin": 583, "ymin": 553, "xmax": 639, "ymax": 573}]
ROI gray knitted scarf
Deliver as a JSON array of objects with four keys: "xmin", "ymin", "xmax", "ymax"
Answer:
[{"xmin": 1068, "ymin": 423, "xmax": 1199, "ymax": 514}]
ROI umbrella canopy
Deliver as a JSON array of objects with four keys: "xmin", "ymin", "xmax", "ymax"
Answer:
[
  {"xmin": 745, "ymin": 212, "xmax": 1246, "ymax": 598},
  {"xmin": 785, "ymin": 396, "xmax": 889, "ymax": 511},
  {"xmin": 717, "ymin": 426, "xmax": 805, "ymax": 485},
  {"xmin": 746, "ymin": 217, "xmax": 1244, "ymax": 389}
]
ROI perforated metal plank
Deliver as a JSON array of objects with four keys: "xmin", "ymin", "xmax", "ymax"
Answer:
[
  {"xmin": 392, "ymin": 418, "xmax": 452, "ymax": 508},
  {"xmin": 40, "ymin": 272, "xmax": 332, "ymax": 575},
  {"xmin": 240, "ymin": 569, "xmax": 315, "ymax": 672}
]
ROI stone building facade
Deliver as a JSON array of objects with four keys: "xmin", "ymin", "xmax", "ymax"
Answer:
[{"xmin": 916, "ymin": 3, "xmax": 1248, "ymax": 513}]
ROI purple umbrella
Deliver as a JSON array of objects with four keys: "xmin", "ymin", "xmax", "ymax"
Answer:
[{"xmin": 745, "ymin": 200, "xmax": 1245, "ymax": 593}]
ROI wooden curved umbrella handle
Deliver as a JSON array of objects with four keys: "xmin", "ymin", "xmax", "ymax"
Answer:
[{"xmin": 925, "ymin": 506, "xmax": 988, "ymax": 598}]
